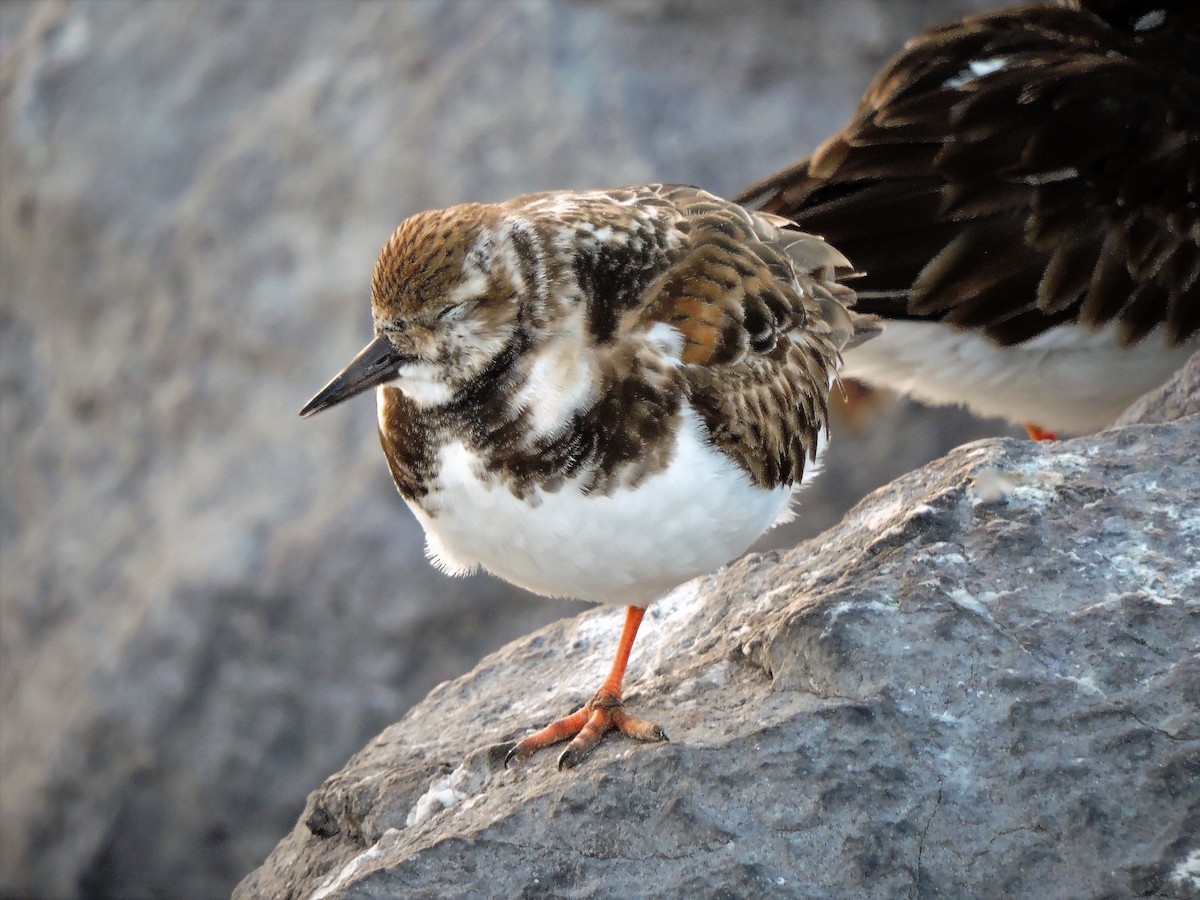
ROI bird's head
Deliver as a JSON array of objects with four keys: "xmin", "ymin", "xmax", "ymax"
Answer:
[{"xmin": 300, "ymin": 203, "xmax": 543, "ymax": 417}]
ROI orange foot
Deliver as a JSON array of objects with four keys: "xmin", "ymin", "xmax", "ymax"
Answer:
[
  {"xmin": 1024, "ymin": 423, "xmax": 1058, "ymax": 442},
  {"xmin": 504, "ymin": 689, "xmax": 668, "ymax": 770},
  {"xmin": 504, "ymin": 605, "xmax": 668, "ymax": 770}
]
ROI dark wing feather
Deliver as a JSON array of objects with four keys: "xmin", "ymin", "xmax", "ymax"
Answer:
[{"xmin": 735, "ymin": 1, "xmax": 1200, "ymax": 348}]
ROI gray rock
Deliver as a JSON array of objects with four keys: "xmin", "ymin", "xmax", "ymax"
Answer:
[
  {"xmin": 1115, "ymin": 350, "xmax": 1200, "ymax": 428},
  {"xmin": 237, "ymin": 411, "xmax": 1200, "ymax": 899},
  {"xmin": 0, "ymin": 2, "xmax": 1005, "ymax": 897}
]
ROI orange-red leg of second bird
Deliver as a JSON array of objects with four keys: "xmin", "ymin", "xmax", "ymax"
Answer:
[
  {"xmin": 505, "ymin": 604, "xmax": 668, "ymax": 770},
  {"xmin": 829, "ymin": 377, "xmax": 885, "ymax": 436},
  {"xmin": 1024, "ymin": 423, "xmax": 1058, "ymax": 441}
]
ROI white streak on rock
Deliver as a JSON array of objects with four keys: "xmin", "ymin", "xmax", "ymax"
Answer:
[
  {"xmin": 1170, "ymin": 848, "xmax": 1200, "ymax": 889},
  {"xmin": 311, "ymin": 829, "xmax": 401, "ymax": 899}
]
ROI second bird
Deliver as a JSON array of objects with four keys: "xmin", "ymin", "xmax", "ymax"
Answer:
[{"xmin": 738, "ymin": 0, "xmax": 1199, "ymax": 439}]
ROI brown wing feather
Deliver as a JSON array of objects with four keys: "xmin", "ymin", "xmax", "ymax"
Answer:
[
  {"xmin": 735, "ymin": 1, "xmax": 1200, "ymax": 348},
  {"xmin": 629, "ymin": 188, "xmax": 869, "ymax": 488}
]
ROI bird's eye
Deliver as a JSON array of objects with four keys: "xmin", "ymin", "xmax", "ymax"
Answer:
[{"xmin": 437, "ymin": 302, "xmax": 469, "ymax": 323}]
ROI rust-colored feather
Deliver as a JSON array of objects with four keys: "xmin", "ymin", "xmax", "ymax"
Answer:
[{"xmin": 624, "ymin": 188, "xmax": 872, "ymax": 487}]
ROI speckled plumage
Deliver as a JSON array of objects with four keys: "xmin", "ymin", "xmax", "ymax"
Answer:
[
  {"xmin": 737, "ymin": 0, "xmax": 1199, "ymax": 433},
  {"xmin": 300, "ymin": 184, "xmax": 875, "ymax": 767},
  {"xmin": 367, "ymin": 184, "xmax": 871, "ymax": 507}
]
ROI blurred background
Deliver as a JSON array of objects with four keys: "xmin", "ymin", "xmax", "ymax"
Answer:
[{"xmin": 0, "ymin": 1, "xmax": 1009, "ymax": 896}]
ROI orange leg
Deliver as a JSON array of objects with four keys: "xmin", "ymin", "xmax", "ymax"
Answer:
[
  {"xmin": 829, "ymin": 378, "xmax": 884, "ymax": 436},
  {"xmin": 1024, "ymin": 423, "xmax": 1058, "ymax": 442},
  {"xmin": 505, "ymin": 605, "xmax": 668, "ymax": 770}
]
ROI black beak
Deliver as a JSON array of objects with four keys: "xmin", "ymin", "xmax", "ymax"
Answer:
[{"xmin": 299, "ymin": 335, "xmax": 412, "ymax": 418}]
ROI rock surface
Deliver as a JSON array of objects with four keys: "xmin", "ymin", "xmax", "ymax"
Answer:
[
  {"xmin": 0, "ymin": 2, "xmax": 1010, "ymax": 897},
  {"xmin": 237, "ymin": 403, "xmax": 1200, "ymax": 898},
  {"xmin": 1116, "ymin": 351, "xmax": 1200, "ymax": 428}
]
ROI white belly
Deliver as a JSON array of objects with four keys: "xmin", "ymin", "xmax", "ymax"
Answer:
[
  {"xmin": 406, "ymin": 403, "xmax": 815, "ymax": 606},
  {"xmin": 841, "ymin": 320, "xmax": 1199, "ymax": 434}
]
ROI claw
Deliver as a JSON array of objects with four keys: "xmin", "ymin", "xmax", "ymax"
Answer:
[
  {"xmin": 613, "ymin": 708, "xmax": 669, "ymax": 744},
  {"xmin": 503, "ymin": 744, "xmax": 521, "ymax": 770},
  {"xmin": 504, "ymin": 605, "xmax": 667, "ymax": 770},
  {"xmin": 508, "ymin": 691, "xmax": 668, "ymax": 770},
  {"xmin": 505, "ymin": 706, "xmax": 590, "ymax": 768}
]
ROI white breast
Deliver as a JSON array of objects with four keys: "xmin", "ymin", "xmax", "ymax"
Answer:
[
  {"xmin": 841, "ymin": 320, "xmax": 1199, "ymax": 434},
  {"xmin": 405, "ymin": 403, "xmax": 819, "ymax": 606}
]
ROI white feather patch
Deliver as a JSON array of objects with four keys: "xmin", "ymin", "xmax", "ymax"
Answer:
[
  {"xmin": 408, "ymin": 403, "xmax": 800, "ymax": 605},
  {"xmin": 383, "ymin": 363, "xmax": 455, "ymax": 408},
  {"xmin": 512, "ymin": 306, "xmax": 597, "ymax": 439},
  {"xmin": 1135, "ymin": 9, "xmax": 1165, "ymax": 31},
  {"xmin": 841, "ymin": 320, "xmax": 1199, "ymax": 434},
  {"xmin": 645, "ymin": 322, "xmax": 686, "ymax": 365},
  {"xmin": 944, "ymin": 56, "xmax": 1007, "ymax": 88}
]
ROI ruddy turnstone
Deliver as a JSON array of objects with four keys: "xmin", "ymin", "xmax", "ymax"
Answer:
[
  {"xmin": 736, "ymin": 0, "xmax": 1199, "ymax": 439},
  {"xmin": 300, "ymin": 184, "xmax": 877, "ymax": 768}
]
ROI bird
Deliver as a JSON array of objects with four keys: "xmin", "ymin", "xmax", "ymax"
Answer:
[
  {"xmin": 735, "ymin": 0, "xmax": 1199, "ymax": 440},
  {"xmin": 300, "ymin": 184, "xmax": 878, "ymax": 769}
]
